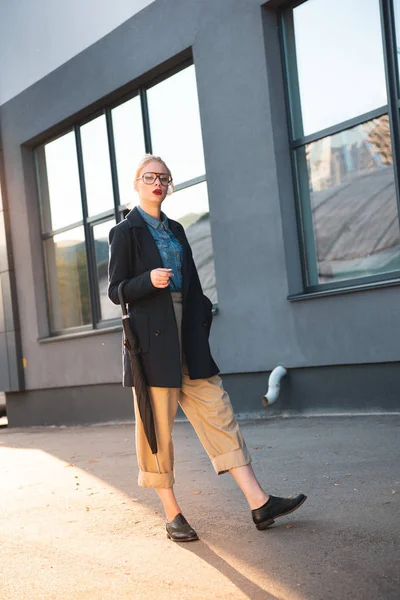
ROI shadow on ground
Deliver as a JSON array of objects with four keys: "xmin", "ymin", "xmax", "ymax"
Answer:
[{"xmin": 1, "ymin": 415, "xmax": 399, "ymax": 599}]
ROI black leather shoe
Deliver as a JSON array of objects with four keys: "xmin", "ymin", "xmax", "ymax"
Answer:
[
  {"xmin": 166, "ymin": 513, "xmax": 199, "ymax": 542},
  {"xmin": 252, "ymin": 494, "xmax": 307, "ymax": 530}
]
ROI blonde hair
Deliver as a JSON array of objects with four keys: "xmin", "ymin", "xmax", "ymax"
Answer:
[{"xmin": 134, "ymin": 154, "xmax": 174, "ymax": 194}]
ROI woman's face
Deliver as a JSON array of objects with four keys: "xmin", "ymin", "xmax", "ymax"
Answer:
[{"xmin": 134, "ymin": 160, "xmax": 171, "ymax": 207}]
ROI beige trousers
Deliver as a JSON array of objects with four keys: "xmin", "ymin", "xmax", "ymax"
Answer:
[{"xmin": 132, "ymin": 291, "xmax": 252, "ymax": 488}]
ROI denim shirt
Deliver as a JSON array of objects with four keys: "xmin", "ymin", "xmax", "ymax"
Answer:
[{"xmin": 137, "ymin": 205, "xmax": 183, "ymax": 292}]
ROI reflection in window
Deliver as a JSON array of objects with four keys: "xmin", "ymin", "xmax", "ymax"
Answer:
[
  {"xmin": 93, "ymin": 220, "xmax": 120, "ymax": 320},
  {"xmin": 36, "ymin": 62, "xmax": 216, "ymax": 332},
  {"xmin": 45, "ymin": 227, "xmax": 91, "ymax": 330},
  {"xmin": 38, "ymin": 132, "xmax": 83, "ymax": 232},
  {"xmin": 162, "ymin": 182, "xmax": 217, "ymax": 303},
  {"xmin": 287, "ymin": 0, "xmax": 386, "ymax": 137},
  {"xmin": 298, "ymin": 116, "xmax": 400, "ymax": 283},
  {"xmin": 147, "ymin": 66, "xmax": 206, "ymax": 184},
  {"xmin": 80, "ymin": 115, "xmax": 114, "ymax": 216},
  {"xmin": 112, "ymin": 96, "xmax": 146, "ymax": 208}
]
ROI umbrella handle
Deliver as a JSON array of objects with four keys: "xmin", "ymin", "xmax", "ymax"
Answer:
[{"xmin": 118, "ymin": 280, "xmax": 130, "ymax": 317}]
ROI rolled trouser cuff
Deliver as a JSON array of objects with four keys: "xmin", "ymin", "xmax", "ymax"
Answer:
[
  {"xmin": 138, "ymin": 469, "xmax": 175, "ymax": 488},
  {"xmin": 212, "ymin": 446, "xmax": 252, "ymax": 475}
]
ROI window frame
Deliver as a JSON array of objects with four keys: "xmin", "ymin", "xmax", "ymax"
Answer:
[
  {"xmin": 35, "ymin": 60, "xmax": 209, "ymax": 336},
  {"xmin": 280, "ymin": 0, "xmax": 400, "ymax": 296}
]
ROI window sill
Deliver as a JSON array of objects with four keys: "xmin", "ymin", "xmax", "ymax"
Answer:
[
  {"xmin": 38, "ymin": 324, "xmax": 122, "ymax": 343},
  {"xmin": 38, "ymin": 307, "xmax": 219, "ymax": 343},
  {"xmin": 287, "ymin": 277, "xmax": 400, "ymax": 301}
]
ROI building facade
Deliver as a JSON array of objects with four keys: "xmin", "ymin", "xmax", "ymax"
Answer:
[{"xmin": 1, "ymin": 0, "xmax": 400, "ymax": 426}]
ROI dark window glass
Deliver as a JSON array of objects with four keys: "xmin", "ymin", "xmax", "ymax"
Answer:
[
  {"xmin": 112, "ymin": 96, "xmax": 146, "ymax": 208},
  {"xmin": 93, "ymin": 220, "xmax": 120, "ymax": 321},
  {"xmin": 80, "ymin": 115, "xmax": 114, "ymax": 217},
  {"xmin": 297, "ymin": 116, "xmax": 400, "ymax": 284},
  {"xmin": 37, "ymin": 132, "xmax": 83, "ymax": 232},
  {"xmin": 45, "ymin": 227, "xmax": 91, "ymax": 330},
  {"xmin": 147, "ymin": 66, "xmax": 206, "ymax": 184},
  {"xmin": 286, "ymin": 0, "xmax": 386, "ymax": 137}
]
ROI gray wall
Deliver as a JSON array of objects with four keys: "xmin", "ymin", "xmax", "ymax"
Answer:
[
  {"xmin": 0, "ymin": 0, "xmax": 399, "ymax": 414},
  {"xmin": 0, "ymin": 0, "xmax": 155, "ymax": 105}
]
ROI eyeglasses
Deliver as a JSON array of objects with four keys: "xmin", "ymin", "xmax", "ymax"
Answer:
[{"xmin": 137, "ymin": 172, "xmax": 172, "ymax": 186}]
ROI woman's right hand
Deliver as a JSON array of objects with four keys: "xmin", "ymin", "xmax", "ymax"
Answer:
[{"xmin": 150, "ymin": 268, "xmax": 174, "ymax": 288}]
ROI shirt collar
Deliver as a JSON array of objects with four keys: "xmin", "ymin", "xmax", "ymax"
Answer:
[{"xmin": 137, "ymin": 205, "xmax": 168, "ymax": 230}]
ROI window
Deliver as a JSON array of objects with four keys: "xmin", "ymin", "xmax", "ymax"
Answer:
[
  {"xmin": 282, "ymin": 0, "xmax": 400, "ymax": 291},
  {"xmin": 36, "ymin": 63, "xmax": 216, "ymax": 333},
  {"xmin": 111, "ymin": 96, "xmax": 145, "ymax": 208},
  {"xmin": 93, "ymin": 220, "xmax": 117, "ymax": 321},
  {"xmin": 45, "ymin": 227, "xmax": 91, "ymax": 330},
  {"xmin": 80, "ymin": 115, "xmax": 114, "ymax": 217},
  {"xmin": 147, "ymin": 66, "xmax": 216, "ymax": 302}
]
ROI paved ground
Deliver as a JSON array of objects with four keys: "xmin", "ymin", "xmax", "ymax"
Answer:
[{"xmin": 1, "ymin": 415, "xmax": 399, "ymax": 600}]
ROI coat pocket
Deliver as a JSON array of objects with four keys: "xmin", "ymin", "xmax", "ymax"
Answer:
[
  {"xmin": 203, "ymin": 294, "xmax": 213, "ymax": 326},
  {"xmin": 202, "ymin": 293, "xmax": 213, "ymax": 312},
  {"xmin": 128, "ymin": 310, "xmax": 150, "ymax": 354}
]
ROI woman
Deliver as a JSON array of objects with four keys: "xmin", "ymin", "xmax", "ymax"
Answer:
[{"xmin": 108, "ymin": 154, "xmax": 307, "ymax": 541}]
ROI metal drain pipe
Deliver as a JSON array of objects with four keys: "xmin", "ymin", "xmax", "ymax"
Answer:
[{"xmin": 262, "ymin": 366, "xmax": 287, "ymax": 406}]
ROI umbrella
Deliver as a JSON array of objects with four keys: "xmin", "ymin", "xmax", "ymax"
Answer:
[{"xmin": 118, "ymin": 281, "xmax": 159, "ymax": 464}]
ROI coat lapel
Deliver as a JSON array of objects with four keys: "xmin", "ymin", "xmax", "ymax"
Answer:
[
  {"xmin": 126, "ymin": 207, "xmax": 163, "ymax": 271},
  {"xmin": 169, "ymin": 219, "xmax": 192, "ymax": 300}
]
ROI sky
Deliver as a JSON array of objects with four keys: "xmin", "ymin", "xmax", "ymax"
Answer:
[{"xmin": 0, "ymin": 0, "xmax": 155, "ymax": 105}]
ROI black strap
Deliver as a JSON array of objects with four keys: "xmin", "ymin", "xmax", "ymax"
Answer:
[{"xmin": 117, "ymin": 280, "xmax": 130, "ymax": 317}]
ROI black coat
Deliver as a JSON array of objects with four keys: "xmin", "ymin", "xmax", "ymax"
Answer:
[{"xmin": 108, "ymin": 207, "xmax": 219, "ymax": 387}]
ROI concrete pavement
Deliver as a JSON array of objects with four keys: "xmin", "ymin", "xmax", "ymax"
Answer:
[{"xmin": 1, "ymin": 415, "xmax": 399, "ymax": 599}]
